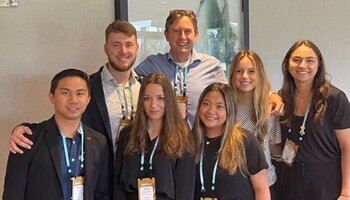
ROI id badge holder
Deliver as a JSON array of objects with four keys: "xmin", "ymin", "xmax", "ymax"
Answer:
[
  {"xmin": 138, "ymin": 177, "xmax": 156, "ymax": 200},
  {"xmin": 281, "ymin": 138, "xmax": 299, "ymax": 166},
  {"xmin": 176, "ymin": 96, "xmax": 188, "ymax": 119},
  {"xmin": 117, "ymin": 119, "xmax": 132, "ymax": 140},
  {"xmin": 71, "ymin": 176, "xmax": 84, "ymax": 200}
]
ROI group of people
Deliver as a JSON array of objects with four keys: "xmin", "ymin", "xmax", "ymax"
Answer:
[{"xmin": 3, "ymin": 9, "xmax": 350, "ymax": 200}]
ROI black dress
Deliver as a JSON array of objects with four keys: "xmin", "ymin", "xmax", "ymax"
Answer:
[
  {"xmin": 114, "ymin": 126, "xmax": 195, "ymax": 200},
  {"xmin": 279, "ymin": 86, "xmax": 350, "ymax": 200},
  {"xmin": 194, "ymin": 130, "xmax": 268, "ymax": 200}
]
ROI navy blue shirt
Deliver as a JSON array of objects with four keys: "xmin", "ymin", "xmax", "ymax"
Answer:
[{"xmin": 58, "ymin": 131, "xmax": 83, "ymax": 200}]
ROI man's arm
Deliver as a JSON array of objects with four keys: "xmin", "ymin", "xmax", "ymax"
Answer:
[
  {"xmin": 9, "ymin": 124, "xmax": 33, "ymax": 154},
  {"xmin": 269, "ymin": 93, "xmax": 284, "ymax": 116}
]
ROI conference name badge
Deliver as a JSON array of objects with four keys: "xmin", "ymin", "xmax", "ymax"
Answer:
[
  {"xmin": 71, "ymin": 176, "xmax": 84, "ymax": 200},
  {"xmin": 281, "ymin": 138, "xmax": 299, "ymax": 166},
  {"xmin": 176, "ymin": 96, "xmax": 188, "ymax": 119},
  {"xmin": 138, "ymin": 177, "xmax": 156, "ymax": 200}
]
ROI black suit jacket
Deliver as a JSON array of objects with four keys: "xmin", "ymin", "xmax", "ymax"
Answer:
[
  {"xmin": 83, "ymin": 66, "xmax": 113, "ymax": 150},
  {"xmin": 82, "ymin": 66, "xmax": 115, "ymax": 192},
  {"xmin": 3, "ymin": 117, "xmax": 110, "ymax": 200}
]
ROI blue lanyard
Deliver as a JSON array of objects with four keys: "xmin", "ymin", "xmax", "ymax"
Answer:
[
  {"xmin": 60, "ymin": 123, "xmax": 84, "ymax": 174},
  {"xmin": 140, "ymin": 137, "xmax": 159, "ymax": 172},
  {"xmin": 175, "ymin": 64, "xmax": 188, "ymax": 97},
  {"xmin": 199, "ymin": 150, "xmax": 219, "ymax": 193},
  {"xmin": 116, "ymin": 79, "xmax": 135, "ymax": 119},
  {"xmin": 288, "ymin": 99, "xmax": 311, "ymax": 141}
]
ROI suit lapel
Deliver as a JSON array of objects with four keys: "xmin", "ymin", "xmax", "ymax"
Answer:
[
  {"xmin": 44, "ymin": 117, "xmax": 65, "ymax": 194},
  {"xmin": 90, "ymin": 68, "xmax": 113, "ymax": 142},
  {"xmin": 83, "ymin": 125, "xmax": 97, "ymax": 196}
]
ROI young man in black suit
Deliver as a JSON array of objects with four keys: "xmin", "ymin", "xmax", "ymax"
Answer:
[{"xmin": 3, "ymin": 69, "xmax": 110, "ymax": 200}]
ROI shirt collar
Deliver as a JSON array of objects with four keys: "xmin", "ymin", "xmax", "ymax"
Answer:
[
  {"xmin": 167, "ymin": 49, "xmax": 201, "ymax": 66},
  {"xmin": 101, "ymin": 64, "xmax": 139, "ymax": 86}
]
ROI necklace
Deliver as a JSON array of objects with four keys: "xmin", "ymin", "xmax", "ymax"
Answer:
[
  {"xmin": 288, "ymin": 98, "xmax": 311, "ymax": 141},
  {"xmin": 205, "ymin": 136, "xmax": 220, "ymax": 145}
]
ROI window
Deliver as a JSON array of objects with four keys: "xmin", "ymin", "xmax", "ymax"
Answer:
[{"xmin": 120, "ymin": 0, "xmax": 246, "ymax": 76}]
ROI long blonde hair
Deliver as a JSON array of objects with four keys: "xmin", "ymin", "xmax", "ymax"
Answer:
[
  {"xmin": 229, "ymin": 50, "xmax": 271, "ymax": 144},
  {"xmin": 193, "ymin": 83, "xmax": 249, "ymax": 176}
]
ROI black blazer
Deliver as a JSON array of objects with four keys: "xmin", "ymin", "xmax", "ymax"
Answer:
[
  {"xmin": 82, "ymin": 66, "xmax": 115, "ymax": 192},
  {"xmin": 3, "ymin": 117, "xmax": 110, "ymax": 200},
  {"xmin": 83, "ymin": 66, "xmax": 113, "ymax": 150}
]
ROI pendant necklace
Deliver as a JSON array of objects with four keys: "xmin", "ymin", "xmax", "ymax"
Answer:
[
  {"xmin": 205, "ymin": 136, "xmax": 220, "ymax": 145},
  {"xmin": 288, "ymin": 99, "xmax": 311, "ymax": 141}
]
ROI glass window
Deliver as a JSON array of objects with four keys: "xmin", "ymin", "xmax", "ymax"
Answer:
[{"xmin": 128, "ymin": 0, "xmax": 243, "ymax": 76}]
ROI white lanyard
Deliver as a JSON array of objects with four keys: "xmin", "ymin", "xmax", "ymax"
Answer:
[
  {"xmin": 199, "ymin": 150, "xmax": 219, "ymax": 194},
  {"xmin": 116, "ymin": 79, "xmax": 135, "ymax": 119},
  {"xmin": 60, "ymin": 123, "xmax": 84, "ymax": 174},
  {"xmin": 174, "ymin": 64, "xmax": 189, "ymax": 97},
  {"xmin": 288, "ymin": 99, "xmax": 311, "ymax": 141},
  {"xmin": 140, "ymin": 137, "xmax": 159, "ymax": 173}
]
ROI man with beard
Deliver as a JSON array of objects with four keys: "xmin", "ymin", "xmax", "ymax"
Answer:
[{"xmin": 8, "ymin": 20, "xmax": 140, "ymax": 198}]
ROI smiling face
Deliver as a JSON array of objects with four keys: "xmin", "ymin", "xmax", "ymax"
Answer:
[
  {"xmin": 143, "ymin": 83, "xmax": 166, "ymax": 123},
  {"xmin": 49, "ymin": 76, "xmax": 90, "ymax": 123},
  {"xmin": 288, "ymin": 45, "xmax": 319, "ymax": 85},
  {"xmin": 104, "ymin": 32, "xmax": 139, "ymax": 73},
  {"xmin": 164, "ymin": 16, "xmax": 198, "ymax": 62},
  {"xmin": 199, "ymin": 91, "xmax": 227, "ymax": 138},
  {"xmin": 232, "ymin": 56, "xmax": 257, "ymax": 95}
]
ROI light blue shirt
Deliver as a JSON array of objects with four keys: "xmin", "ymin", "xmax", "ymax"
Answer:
[{"xmin": 135, "ymin": 49, "xmax": 228, "ymax": 127}]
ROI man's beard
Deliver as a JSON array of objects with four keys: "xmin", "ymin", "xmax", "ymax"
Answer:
[{"xmin": 108, "ymin": 57, "xmax": 136, "ymax": 72}]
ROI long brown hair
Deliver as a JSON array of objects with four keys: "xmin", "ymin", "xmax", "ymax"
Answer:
[
  {"xmin": 193, "ymin": 83, "xmax": 249, "ymax": 176},
  {"xmin": 280, "ymin": 40, "xmax": 330, "ymax": 126},
  {"xmin": 229, "ymin": 50, "xmax": 271, "ymax": 144},
  {"xmin": 124, "ymin": 73, "xmax": 194, "ymax": 159}
]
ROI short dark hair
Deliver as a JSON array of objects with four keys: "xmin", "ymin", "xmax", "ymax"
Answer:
[
  {"xmin": 50, "ymin": 68, "xmax": 90, "ymax": 95},
  {"xmin": 105, "ymin": 19, "xmax": 137, "ymax": 42}
]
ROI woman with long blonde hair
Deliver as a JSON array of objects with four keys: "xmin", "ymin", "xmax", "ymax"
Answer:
[{"xmin": 229, "ymin": 50, "xmax": 282, "ymax": 199}]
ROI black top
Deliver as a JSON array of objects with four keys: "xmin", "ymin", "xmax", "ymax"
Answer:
[
  {"xmin": 281, "ymin": 86, "xmax": 350, "ymax": 163},
  {"xmin": 114, "ymin": 126, "xmax": 196, "ymax": 200},
  {"xmin": 194, "ymin": 129, "xmax": 268, "ymax": 200}
]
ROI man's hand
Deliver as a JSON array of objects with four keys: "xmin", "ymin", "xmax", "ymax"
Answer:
[
  {"xmin": 9, "ymin": 125, "xmax": 33, "ymax": 154},
  {"xmin": 269, "ymin": 93, "xmax": 284, "ymax": 116}
]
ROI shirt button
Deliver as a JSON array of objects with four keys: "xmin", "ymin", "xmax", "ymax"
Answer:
[
  {"xmin": 73, "ymin": 141, "xmax": 76, "ymax": 144},
  {"xmin": 72, "ymin": 158, "xmax": 75, "ymax": 162}
]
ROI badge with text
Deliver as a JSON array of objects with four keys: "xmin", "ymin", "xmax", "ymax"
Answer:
[
  {"xmin": 281, "ymin": 138, "xmax": 299, "ymax": 166},
  {"xmin": 176, "ymin": 96, "xmax": 188, "ymax": 119},
  {"xmin": 138, "ymin": 177, "xmax": 156, "ymax": 200},
  {"xmin": 71, "ymin": 176, "xmax": 84, "ymax": 200}
]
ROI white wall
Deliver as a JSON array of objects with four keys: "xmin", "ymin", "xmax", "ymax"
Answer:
[
  {"xmin": 250, "ymin": 0, "xmax": 350, "ymax": 98},
  {"xmin": 1, "ymin": 0, "xmax": 350, "ymax": 196},
  {"xmin": 0, "ymin": 0, "xmax": 114, "ymax": 195}
]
